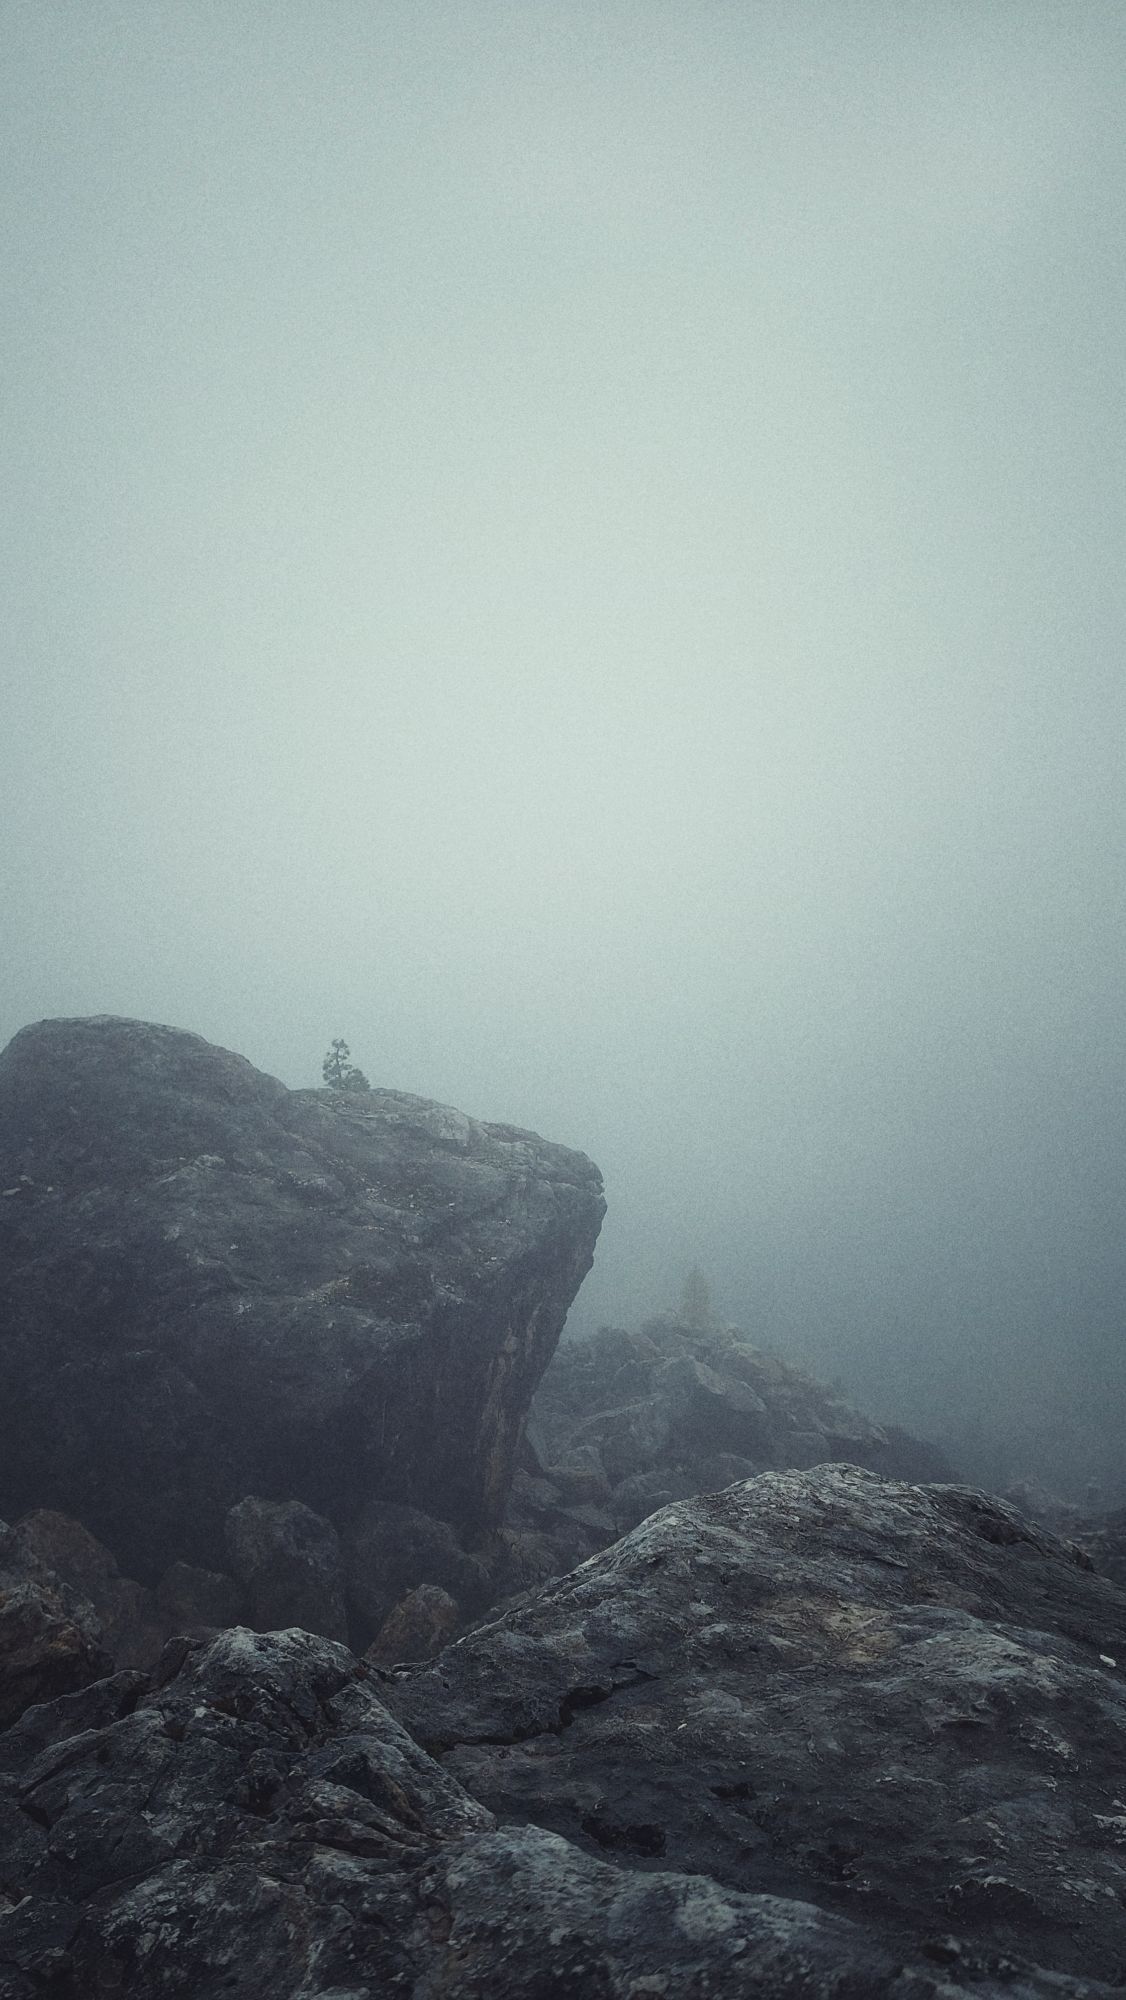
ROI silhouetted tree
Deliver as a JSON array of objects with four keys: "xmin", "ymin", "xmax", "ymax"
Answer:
[{"xmin": 322, "ymin": 1039, "xmax": 370, "ymax": 1092}]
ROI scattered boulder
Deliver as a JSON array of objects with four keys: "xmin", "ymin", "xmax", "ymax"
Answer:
[
  {"xmin": 570, "ymin": 1395, "xmax": 673, "ymax": 1485},
  {"xmin": 343, "ymin": 1499, "xmax": 490, "ymax": 1647},
  {"xmin": 13, "ymin": 1509, "xmax": 167, "ymax": 1670},
  {"xmin": 0, "ymin": 1520, "xmax": 110, "ymax": 1728},
  {"xmin": 225, "ymin": 1496, "xmax": 347, "ymax": 1643},
  {"xmin": 0, "ymin": 1621, "xmax": 1111, "ymax": 1997},
  {"xmin": 388, "ymin": 1464, "xmax": 1126, "ymax": 1987},
  {"xmin": 0, "ymin": 1016, "xmax": 605, "ymax": 1581},
  {"xmin": 609, "ymin": 1465, "xmax": 698, "ymax": 1532},
  {"xmin": 368, "ymin": 1583, "xmax": 461, "ymax": 1663}
]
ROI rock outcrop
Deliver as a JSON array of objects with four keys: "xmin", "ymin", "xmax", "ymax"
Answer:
[
  {"xmin": 0, "ymin": 1620, "xmax": 1113, "ymax": 1998},
  {"xmin": 0, "ymin": 1016, "xmax": 605, "ymax": 1587},
  {"xmin": 388, "ymin": 1463, "xmax": 1126, "ymax": 1988},
  {"xmin": 6, "ymin": 1014, "xmax": 1126, "ymax": 1992},
  {"xmin": 503, "ymin": 1315, "xmax": 955, "ymax": 1583}
]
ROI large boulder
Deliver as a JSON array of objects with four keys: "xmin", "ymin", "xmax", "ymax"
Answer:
[
  {"xmin": 0, "ymin": 1623, "xmax": 1109, "ymax": 1997},
  {"xmin": 388, "ymin": 1464, "xmax": 1126, "ymax": 1987},
  {"xmin": 0, "ymin": 1016, "xmax": 604, "ymax": 1581}
]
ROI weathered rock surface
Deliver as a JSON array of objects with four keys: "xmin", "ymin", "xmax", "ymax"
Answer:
[
  {"xmin": 0, "ymin": 1514, "xmax": 240, "ymax": 1684},
  {"xmin": 0, "ymin": 1623, "xmax": 1112, "ymax": 1998},
  {"xmin": 0, "ymin": 1016, "xmax": 604, "ymax": 1583},
  {"xmin": 506, "ymin": 1315, "xmax": 956, "ymax": 1578},
  {"xmin": 388, "ymin": 1464, "xmax": 1126, "ymax": 1987}
]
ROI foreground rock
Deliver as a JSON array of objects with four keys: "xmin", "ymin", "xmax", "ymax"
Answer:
[
  {"xmin": 0, "ymin": 1016, "xmax": 604, "ymax": 1587},
  {"xmin": 505, "ymin": 1315, "xmax": 955, "ymax": 1581},
  {"xmin": 0, "ymin": 1624, "xmax": 1112, "ymax": 1998},
  {"xmin": 389, "ymin": 1464, "xmax": 1126, "ymax": 1987}
]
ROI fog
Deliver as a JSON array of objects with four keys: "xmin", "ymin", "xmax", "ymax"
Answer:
[{"xmin": 4, "ymin": 4, "xmax": 1125, "ymax": 1499}]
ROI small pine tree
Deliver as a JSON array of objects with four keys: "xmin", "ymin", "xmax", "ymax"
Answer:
[
  {"xmin": 322, "ymin": 1039, "xmax": 371, "ymax": 1092},
  {"xmin": 679, "ymin": 1264, "xmax": 713, "ymax": 1330}
]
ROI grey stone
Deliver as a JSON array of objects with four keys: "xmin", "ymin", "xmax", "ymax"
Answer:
[
  {"xmin": 14, "ymin": 1509, "xmax": 168, "ymax": 1670},
  {"xmin": 0, "ymin": 1620, "xmax": 1107, "ymax": 1998},
  {"xmin": 509, "ymin": 1317, "xmax": 957, "ymax": 1577},
  {"xmin": 547, "ymin": 1453, "xmax": 613, "ymax": 1507}
]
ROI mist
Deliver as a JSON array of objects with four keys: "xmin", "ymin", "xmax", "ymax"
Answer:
[{"xmin": 4, "ymin": 3, "xmax": 1125, "ymax": 1499}]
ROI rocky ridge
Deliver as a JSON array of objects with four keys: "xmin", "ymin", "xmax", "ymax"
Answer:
[{"xmin": 499, "ymin": 1313, "xmax": 955, "ymax": 1593}]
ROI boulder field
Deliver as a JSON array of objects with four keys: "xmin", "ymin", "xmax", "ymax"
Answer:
[
  {"xmin": 500, "ymin": 1312, "xmax": 956, "ymax": 1590},
  {"xmin": 3, "ymin": 1016, "xmax": 1126, "ymax": 1993}
]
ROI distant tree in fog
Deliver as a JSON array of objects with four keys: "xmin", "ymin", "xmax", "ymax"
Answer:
[
  {"xmin": 322, "ymin": 1039, "xmax": 370, "ymax": 1092},
  {"xmin": 679, "ymin": 1264, "xmax": 713, "ymax": 1329}
]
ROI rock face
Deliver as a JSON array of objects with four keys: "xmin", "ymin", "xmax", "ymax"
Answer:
[
  {"xmin": 505, "ymin": 1315, "xmax": 955, "ymax": 1581},
  {"xmin": 0, "ymin": 1510, "xmax": 241, "ymax": 1705},
  {"xmin": 388, "ymin": 1464, "xmax": 1126, "ymax": 1988},
  {"xmin": 0, "ymin": 1621, "xmax": 1112, "ymax": 1998},
  {"xmin": 0, "ymin": 1016, "xmax": 604, "ymax": 1583}
]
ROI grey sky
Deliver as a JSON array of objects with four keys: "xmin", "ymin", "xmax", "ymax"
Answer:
[{"xmin": 4, "ymin": 4, "xmax": 1126, "ymax": 1489}]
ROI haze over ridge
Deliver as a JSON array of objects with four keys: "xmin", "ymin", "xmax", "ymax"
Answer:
[{"xmin": 4, "ymin": 3, "xmax": 1125, "ymax": 1495}]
